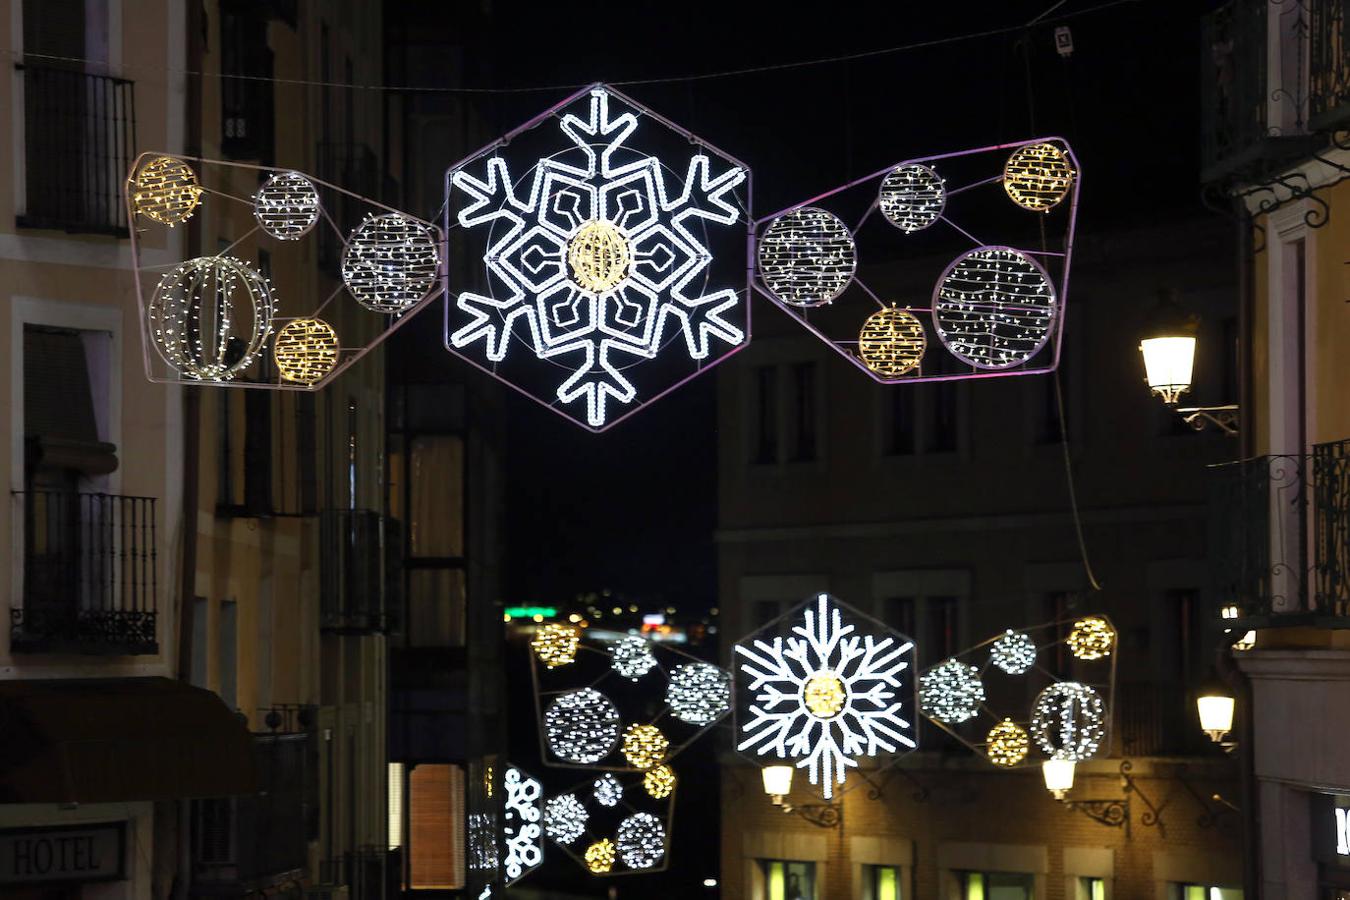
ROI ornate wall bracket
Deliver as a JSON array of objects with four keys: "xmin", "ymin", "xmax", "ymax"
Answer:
[
  {"xmin": 1064, "ymin": 797, "xmax": 1130, "ymax": 834},
  {"xmin": 1176, "ymin": 404, "xmax": 1240, "ymax": 436},
  {"xmin": 777, "ymin": 801, "xmax": 841, "ymax": 828}
]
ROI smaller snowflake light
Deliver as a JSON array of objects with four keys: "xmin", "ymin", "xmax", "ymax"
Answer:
[
  {"xmin": 593, "ymin": 773, "xmax": 623, "ymax": 808},
  {"xmin": 133, "ymin": 156, "xmax": 202, "ymax": 226},
  {"xmin": 253, "ymin": 170, "xmax": 321, "ymax": 240},
  {"xmin": 1031, "ymin": 682, "xmax": 1105, "ymax": 762},
  {"xmin": 643, "ymin": 764, "xmax": 676, "ymax": 799},
  {"xmin": 531, "ymin": 623, "xmax": 581, "ymax": 668},
  {"xmin": 621, "ymin": 724, "xmax": 669, "ymax": 770},
  {"xmin": 986, "ymin": 719, "xmax": 1030, "ymax": 767},
  {"xmin": 758, "ymin": 207, "xmax": 857, "ymax": 307},
  {"xmin": 502, "ymin": 767, "xmax": 543, "ymax": 882},
  {"xmin": 616, "ymin": 813, "xmax": 666, "ymax": 870},
  {"xmin": 611, "ymin": 636, "xmax": 657, "ymax": 681},
  {"xmin": 919, "ymin": 659, "xmax": 985, "ymax": 724},
  {"xmin": 990, "ymin": 630, "xmax": 1037, "ymax": 675},
  {"xmin": 1003, "ymin": 142, "xmax": 1075, "ymax": 212},
  {"xmin": 584, "ymin": 839, "xmax": 616, "ymax": 874},
  {"xmin": 544, "ymin": 688, "xmax": 620, "ymax": 764},
  {"xmin": 879, "ymin": 164, "xmax": 945, "ymax": 232},
  {"xmin": 666, "ymin": 663, "xmax": 731, "ymax": 726},
  {"xmin": 1067, "ymin": 617, "xmax": 1115, "ymax": 660},
  {"xmin": 341, "ymin": 213, "xmax": 439, "ymax": 313},
  {"xmin": 544, "ymin": 794, "xmax": 588, "ymax": 845}
]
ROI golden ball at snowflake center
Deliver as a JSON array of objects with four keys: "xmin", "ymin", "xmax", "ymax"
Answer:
[
  {"xmin": 568, "ymin": 220, "xmax": 631, "ymax": 293},
  {"xmin": 858, "ymin": 306, "xmax": 926, "ymax": 377},
  {"xmin": 803, "ymin": 671, "xmax": 847, "ymax": 718}
]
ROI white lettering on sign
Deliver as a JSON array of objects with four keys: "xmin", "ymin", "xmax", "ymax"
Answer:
[
  {"xmin": 1336, "ymin": 807, "xmax": 1350, "ymax": 856},
  {"xmin": 0, "ymin": 824, "xmax": 124, "ymax": 884}
]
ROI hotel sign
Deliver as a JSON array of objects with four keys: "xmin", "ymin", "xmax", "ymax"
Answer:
[{"xmin": 0, "ymin": 823, "xmax": 125, "ymax": 884}]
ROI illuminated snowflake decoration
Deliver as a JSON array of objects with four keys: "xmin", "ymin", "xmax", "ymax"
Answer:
[
  {"xmin": 1031, "ymin": 681, "xmax": 1106, "ymax": 762},
  {"xmin": 665, "ymin": 662, "xmax": 731, "ymax": 726},
  {"xmin": 502, "ymin": 767, "xmax": 543, "ymax": 883},
  {"xmin": 989, "ymin": 629, "xmax": 1037, "ymax": 675},
  {"xmin": 919, "ymin": 659, "xmax": 986, "ymax": 724},
  {"xmin": 616, "ymin": 812, "xmax": 666, "ymax": 870},
  {"xmin": 734, "ymin": 593, "xmax": 917, "ymax": 799},
  {"xmin": 446, "ymin": 84, "xmax": 750, "ymax": 431},
  {"xmin": 544, "ymin": 793, "xmax": 589, "ymax": 846},
  {"xmin": 610, "ymin": 635, "xmax": 658, "ymax": 680},
  {"xmin": 593, "ymin": 773, "xmax": 623, "ymax": 807}
]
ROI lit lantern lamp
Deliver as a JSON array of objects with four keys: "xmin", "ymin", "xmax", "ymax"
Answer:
[
  {"xmin": 762, "ymin": 765, "xmax": 793, "ymax": 805},
  {"xmin": 1042, "ymin": 758, "xmax": 1076, "ymax": 800},
  {"xmin": 1139, "ymin": 291, "xmax": 1199, "ymax": 406},
  {"xmin": 1197, "ymin": 677, "xmax": 1236, "ymax": 745}
]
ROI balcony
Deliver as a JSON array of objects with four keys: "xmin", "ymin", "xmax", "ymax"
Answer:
[
  {"xmin": 1208, "ymin": 438, "xmax": 1350, "ymax": 622},
  {"xmin": 14, "ymin": 63, "xmax": 135, "ymax": 235},
  {"xmin": 192, "ymin": 732, "xmax": 310, "ymax": 893},
  {"xmin": 1311, "ymin": 0, "xmax": 1350, "ymax": 130},
  {"xmin": 12, "ymin": 490, "xmax": 158, "ymax": 654},
  {"xmin": 1200, "ymin": 0, "xmax": 1323, "ymax": 183},
  {"xmin": 320, "ymin": 510, "xmax": 402, "ymax": 634},
  {"xmin": 315, "ymin": 142, "xmax": 380, "ymax": 276}
]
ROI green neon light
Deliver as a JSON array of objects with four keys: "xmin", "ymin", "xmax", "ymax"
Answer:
[{"xmin": 505, "ymin": 606, "xmax": 557, "ymax": 618}]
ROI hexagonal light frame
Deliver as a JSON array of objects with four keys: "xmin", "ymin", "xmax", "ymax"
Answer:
[{"xmin": 443, "ymin": 82, "xmax": 753, "ymax": 432}]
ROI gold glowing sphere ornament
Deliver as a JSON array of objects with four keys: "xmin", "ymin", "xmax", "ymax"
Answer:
[
  {"xmin": 585, "ymin": 839, "xmax": 616, "ymax": 874},
  {"xmin": 568, "ymin": 220, "xmax": 631, "ymax": 293},
  {"xmin": 531, "ymin": 623, "xmax": 581, "ymax": 668},
  {"xmin": 1067, "ymin": 616, "xmax": 1115, "ymax": 660},
  {"xmin": 273, "ymin": 318, "xmax": 339, "ymax": 385},
  {"xmin": 1003, "ymin": 142, "xmax": 1076, "ymax": 212},
  {"xmin": 803, "ymin": 672, "xmax": 847, "ymax": 718},
  {"xmin": 986, "ymin": 719, "xmax": 1030, "ymax": 767},
  {"xmin": 132, "ymin": 156, "xmax": 203, "ymax": 226},
  {"xmin": 643, "ymin": 764, "xmax": 676, "ymax": 799},
  {"xmin": 621, "ymin": 723, "xmax": 669, "ymax": 770},
  {"xmin": 858, "ymin": 306, "xmax": 926, "ymax": 377}
]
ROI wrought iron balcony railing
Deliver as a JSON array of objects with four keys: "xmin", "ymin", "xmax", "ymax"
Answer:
[
  {"xmin": 1209, "ymin": 438, "xmax": 1350, "ymax": 621},
  {"xmin": 193, "ymin": 732, "xmax": 309, "ymax": 890},
  {"xmin": 1311, "ymin": 0, "xmax": 1350, "ymax": 129},
  {"xmin": 320, "ymin": 510, "xmax": 402, "ymax": 634},
  {"xmin": 12, "ymin": 490, "xmax": 158, "ymax": 654},
  {"xmin": 15, "ymin": 63, "xmax": 136, "ymax": 235}
]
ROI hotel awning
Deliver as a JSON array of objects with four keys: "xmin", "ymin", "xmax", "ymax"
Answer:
[{"xmin": 0, "ymin": 677, "xmax": 257, "ymax": 804}]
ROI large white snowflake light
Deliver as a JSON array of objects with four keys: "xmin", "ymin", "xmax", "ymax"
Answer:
[
  {"xmin": 734, "ymin": 593, "xmax": 917, "ymax": 799},
  {"xmin": 445, "ymin": 84, "xmax": 751, "ymax": 431}
]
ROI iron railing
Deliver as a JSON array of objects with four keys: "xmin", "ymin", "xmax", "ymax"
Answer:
[
  {"xmin": 12, "ymin": 490, "xmax": 157, "ymax": 654},
  {"xmin": 315, "ymin": 142, "xmax": 379, "ymax": 275},
  {"xmin": 1209, "ymin": 438, "xmax": 1350, "ymax": 619},
  {"xmin": 320, "ymin": 510, "xmax": 401, "ymax": 634},
  {"xmin": 193, "ymin": 733, "xmax": 309, "ymax": 890},
  {"xmin": 1311, "ymin": 0, "xmax": 1350, "ymax": 129},
  {"xmin": 15, "ymin": 63, "xmax": 135, "ymax": 235}
]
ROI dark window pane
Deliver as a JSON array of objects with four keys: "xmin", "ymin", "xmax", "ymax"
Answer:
[
  {"xmin": 753, "ymin": 366, "xmax": 778, "ymax": 464},
  {"xmin": 788, "ymin": 363, "xmax": 818, "ymax": 461}
]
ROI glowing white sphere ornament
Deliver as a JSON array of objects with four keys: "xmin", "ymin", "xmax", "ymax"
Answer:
[
  {"xmin": 919, "ymin": 659, "xmax": 985, "ymax": 724},
  {"xmin": 1031, "ymin": 681, "xmax": 1106, "ymax": 762},
  {"xmin": 273, "ymin": 317, "xmax": 339, "ymax": 385},
  {"xmin": 665, "ymin": 663, "xmax": 731, "ymax": 726},
  {"xmin": 543, "ymin": 688, "xmax": 621, "ymax": 764},
  {"xmin": 341, "ymin": 212, "xmax": 439, "ymax": 313},
  {"xmin": 253, "ymin": 170, "xmax": 321, "ymax": 240},
  {"xmin": 593, "ymin": 773, "xmax": 623, "ymax": 808},
  {"xmin": 933, "ymin": 246, "xmax": 1056, "ymax": 370},
  {"xmin": 879, "ymin": 163, "xmax": 946, "ymax": 232},
  {"xmin": 989, "ymin": 630, "xmax": 1037, "ymax": 675},
  {"xmin": 610, "ymin": 636, "xmax": 657, "ymax": 681},
  {"xmin": 616, "ymin": 812, "xmax": 666, "ymax": 870},
  {"xmin": 544, "ymin": 793, "xmax": 588, "ymax": 845},
  {"xmin": 758, "ymin": 207, "xmax": 857, "ymax": 307},
  {"xmin": 148, "ymin": 256, "xmax": 275, "ymax": 381}
]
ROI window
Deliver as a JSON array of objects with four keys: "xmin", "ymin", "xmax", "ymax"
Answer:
[
  {"xmin": 962, "ymin": 871, "xmax": 1034, "ymax": 899},
  {"xmin": 787, "ymin": 362, "xmax": 818, "ymax": 461},
  {"xmin": 885, "ymin": 380, "xmax": 961, "ymax": 455},
  {"xmin": 1170, "ymin": 886, "xmax": 1242, "ymax": 900},
  {"xmin": 409, "ymin": 764, "xmax": 465, "ymax": 890},
  {"xmin": 864, "ymin": 864, "xmax": 902, "ymax": 900},
  {"xmin": 1077, "ymin": 877, "xmax": 1106, "ymax": 900},
  {"xmin": 760, "ymin": 860, "xmax": 816, "ymax": 900},
  {"xmin": 924, "ymin": 596, "xmax": 959, "ymax": 660},
  {"xmin": 219, "ymin": 598, "xmax": 238, "ymax": 710},
  {"xmin": 1044, "ymin": 591, "xmax": 1073, "ymax": 678},
  {"xmin": 220, "ymin": 0, "xmax": 275, "ymax": 162},
  {"xmin": 754, "ymin": 599, "xmax": 781, "ymax": 628},
  {"xmin": 752, "ymin": 365, "xmax": 778, "ymax": 463},
  {"xmin": 881, "ymin": 596, "xmax": 916, "ymax": 638}
]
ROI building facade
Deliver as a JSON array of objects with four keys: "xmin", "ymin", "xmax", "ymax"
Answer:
[
  {"xmin": 716, "ymin": 216, "xmax": 1245, "ymax": 899},
  {"xmin": 1201, "ymin": 2, "xmax": 1350, "ymax": 898}
]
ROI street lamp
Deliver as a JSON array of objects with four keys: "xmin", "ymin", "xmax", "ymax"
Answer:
[
  {"xmin": 1197, "ymin": 678, "xmax": 1236, "ymax": 746},
  {"xmin": 1138, "ymin": 290, "xmax": 1238, "ymax": 435},
  {"xmin": 1042, "ymin": 759, "xmax": 1076, "ymax": 800},
  {"xmin": 759, "ymin": 765, "xmax": 840, "ymax": 827}
]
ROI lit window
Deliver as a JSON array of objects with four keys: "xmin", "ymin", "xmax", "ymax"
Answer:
[
  {"xmin": 1078, "ymin": 876, "xmax": 1106, "ymax": 900},
  {"xmin": 962, "ymin": 871, "xmax": 1034, "ymax": 900},
  {"xmin": 863, "ymin": 863, "xmax": 902, "ymax": 900},
  {"xmin": 760, "ymin": 859, "xmax": 816, "ymax": 900},
  {"xmin": 1171, "ymin": 885, "xmax": 1242, "ymax": 900}
]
